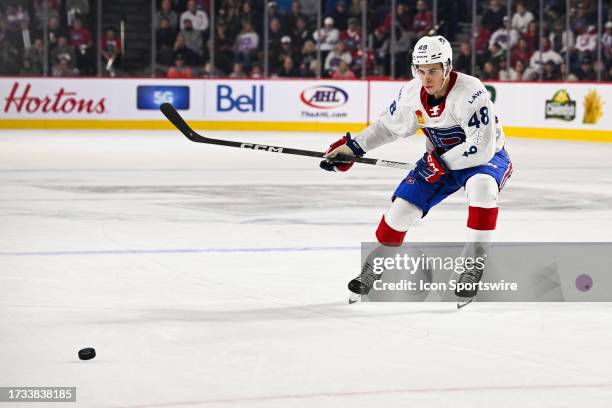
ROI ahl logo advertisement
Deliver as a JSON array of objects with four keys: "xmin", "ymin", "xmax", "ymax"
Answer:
[
  {"xmin": 545, "ymin": 89, "xmax": 576, "ymax": 121},
  {"xmin": 300, "ymin": 85, "xmax": 348, "ymax": 118},
  {"xmin": 3, "ymin": 82, "xmax": 106, "ymax": 114},
  {"xmin": 137, "ymin": 86, "xmax": 189, "ymax": 110}
]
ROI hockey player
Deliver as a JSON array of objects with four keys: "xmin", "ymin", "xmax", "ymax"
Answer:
[{"xmin": 320, "ymin": 35, "xmax": 513, "ymax": 306}]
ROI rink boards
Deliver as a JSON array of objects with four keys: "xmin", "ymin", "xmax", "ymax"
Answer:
[{"xmin": 0, "ymin": 77, "xmax": 610, "ymax": 142}]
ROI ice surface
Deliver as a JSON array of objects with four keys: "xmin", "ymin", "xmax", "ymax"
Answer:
[{"xmin": 1, "ymin": 130, "xmax": 612, "ymax": 407}]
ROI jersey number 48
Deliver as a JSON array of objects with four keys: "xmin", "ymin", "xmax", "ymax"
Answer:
[{"xmin": 468, "ymin": 107, "xmax": 489, "ymax": 128}]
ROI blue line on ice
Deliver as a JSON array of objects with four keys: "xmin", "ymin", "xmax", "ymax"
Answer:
[{"xmin": 0, "ymin": 246, "xmax": 360, "ymax": 257}]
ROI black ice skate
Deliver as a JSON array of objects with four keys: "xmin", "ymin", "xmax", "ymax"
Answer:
[
  {"xmin": 348, "ymin": 261, "xmax": 382, "ymax": 304},
  {"xmin": 455, "ymin": 259, "xmax": 485, "ymax": 309}
]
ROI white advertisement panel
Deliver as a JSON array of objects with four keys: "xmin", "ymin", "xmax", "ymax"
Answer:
[
  {"xmin": 369, "ymin": 79, "xmax": 611, "ymax": 132},
  {"xmin": 0, "ymin": 78, "xmax": 205, "ymax": 120},
  {"xmin": 202, "ymin": 79, "xmax": 367, "ymax": 123}
]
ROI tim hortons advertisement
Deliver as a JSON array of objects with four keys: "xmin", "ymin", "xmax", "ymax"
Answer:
[{"xmin": 2, "ymin": 81, "xmax": 107, "ymax": 116}]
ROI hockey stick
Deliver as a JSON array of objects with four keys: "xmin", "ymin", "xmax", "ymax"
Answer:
[{"xmin": 160, "ymin": 103, "xmax": 415, "ymax": 170}]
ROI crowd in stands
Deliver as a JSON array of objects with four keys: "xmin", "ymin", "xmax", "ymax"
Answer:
[
  {"xmin": 1, "ymin": 0, "xmax": 611, "ymax": 81},
  {"xmin": 156, "ymin": 0, "xmax": 610, "ymax": 80},
  {"xmin": 0, "ymin": 0, "xmax": 125, "ymax": 76},
  {"xmin": 456, "ymin": 0, "xmax": 612, "ymax": 81}
]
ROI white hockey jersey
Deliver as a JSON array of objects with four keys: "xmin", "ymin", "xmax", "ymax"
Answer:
[{"xmin": 354, "ymin": 71, "xmax": 506, "ymax": 170}]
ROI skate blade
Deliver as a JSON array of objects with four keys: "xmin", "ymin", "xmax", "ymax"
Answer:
[
  {"xmin": 348, "ymin": 293, "xmax": 362, "ymax": 304},
  {"xmin": 457, "ymin": 297, "xmax": 474, "ymax": 309}
]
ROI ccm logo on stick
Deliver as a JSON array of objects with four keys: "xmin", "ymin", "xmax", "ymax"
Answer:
[{"xmin": 241, "ymin": 144, "xmax": 283, "ymax": 152}]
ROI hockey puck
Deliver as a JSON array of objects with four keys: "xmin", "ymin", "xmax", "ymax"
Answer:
[{"xmin": 78, "ymin": 348, "xmax": 96, "ymax": 360}]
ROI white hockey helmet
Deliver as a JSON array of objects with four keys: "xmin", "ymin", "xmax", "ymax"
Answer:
[{"xmin": 411, "ymin": 35, "xmax": 453, "ymax": 78}]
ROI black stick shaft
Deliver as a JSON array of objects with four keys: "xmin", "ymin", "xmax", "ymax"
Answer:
[{"xmin": 160, "ymin": 103, "xmax": 414, "ymax": 170}]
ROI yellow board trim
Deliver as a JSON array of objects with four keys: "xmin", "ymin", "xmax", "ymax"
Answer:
[
  {"xmin": 0, "ymin": 120, "xmax": 611, "ymax": 142},
  {"xmin": 0, "ymin": 119, "xmax": 367, "ymax": 133}
]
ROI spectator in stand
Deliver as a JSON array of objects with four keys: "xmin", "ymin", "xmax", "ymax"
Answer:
[
  {"xmin": 234, "ymin": 20, "xmax": 259, "ymax": 70},
  {"xmin": 498, "ymin": 58, "xmax": 515, "ymax": 80},
  {"xmin": 486, "ymin": 41, "xmax": 505, "ymax": 66},
  {"xmin": 573, "ymin": 2, "xmax": 593, "ymax": 35},
  {"xmin": 513, "ymin": 59, "xmax": 529, "ymax": 80},
  {"xmin": 511, "ymin": 37, "xmax": 532, "ymax": 67},
  {"xmin": 5, "ymin": 5, "xmax": 29, "ymax": 35},
  {"xmin": 45, "ymin": 15, "xmax": 64, "ymax": 53},
  {"xmin": 473, "ymin": 20, "xmax": 492, "ymax": 59},
  {"xmin": 100, "ymin": 28, "xmax": 121, "ymax": 76},
  {"xmin": 523, "ymin": 20, "xmax": 538, "ymax": 52},
  {"xmin": 574, "ymin": 25, "xmax": 597, "ymax": 59},
  {"xmin": 51, "ymin": 36, "xmax": 76, "ymax": 67},
  {"xmin": 313, "ymin": 17, "xmax": 339, "ymax": 53},
  {"xmin": 594, "ymin": 60, "xmax": 610, "ymax": 81},
  {"xmin": 173, "ymin": 33, "xmax": 197, "ymax": 66},
  {"xmin": 240, "ymin": 1, "xmax": 260, "ymax": 32},
  {"xmin": 229, "ymin": 62, "xmax": 246, "ymax": 78},
  {"xmin": 65, "ymin": 0, "xmax": 89, "ymax": 27},
  {"xmin": 542, "ymin": 60, "xmax": 561, "ymax": 80},
  {"xmin": 156, "ymin": 17, "xmax": 176, "ymax": 66},
  {"xmin": 549, "ymin": 20, "xmax": 574, "ymax": 56},
  {"xmin": 12, "ymin": 19, "xmax": 33, "ymax": 53},
  {"xmin": 300, "ymin": 0, "xmax": 318, "ymax": 20},
  {"xmin": 277, "ymin": 36, "xmax": 298, "ymax": 69},
  {"xmin": 52, "ymin": 54, "xmax": 79, "ymax": 76},
  {"xmin": 324, "ymin": 40, "xmax": 352, "ymax": 75},
  {"xmin": 413, "ymin": 0, "xmax": 434, "ymax": 38},
  {"xmin": 481, "ymin": 60, "xmax": 498, "ymax": 80},
  {"xmin": 381, "ymin": 3, "xmax": 412, "ymax": 35},
  {"xmin": 291, "ymin": 16, "xmax": 310, "ymax": 51},
  {"xmin": 489, "ymin": 16, "xmax": 519, "ymax": 51},
  {"xmin": 332, "ymin": 59, "xmax": 356, "ymax": 79},
  {"xmin": 575, "ymin": 55, "xmax": 596, "ymax": 81},
  {"xmin": 529, "ymin": 37, "xmax": 563, "ymax": 72},
  {"xmin": 70, "ymin": 18, "xmax": 94, "ymax": 74},
  {"xmin": 454, "ymin": 42, "xmax": 472, "ymax": 74},
  {"xmin": 267, "ymin": 17, "xmax": 283, "ymax": 66},
  {"xmin": 511, "ymin": 2, "xmax": 533, "ymax": 34},
  {"xmin": 250, "ymin": 64, "xmax": 263, "ymax": 78},
  {"xmin": 328, "ymin": 0, "xmax": 349, "ymax": 31},
  {"xmin": 347, "ymin": 0, "xmax": 362, "ymax": 20},
  {"xmin": 167, "ymin": 54, "xmax": 193, "ymax": 78},
  {"xmin": 340, "ymin": 17, "xmax": 361, "ymax": 59},
  {"xmin": 299, "ymin": 39, "xmax": 317, "ymax": 76},
  {"xmin": 277, "ymin": 56, "xmax": 297, "ymax": 77},
  {"xmin": 287, "ymin": 1, "xmax": 306, "ymax": 33},
  {"xmin": 180, "ymin": 18, "xmax": 203, "ymax": 59},
  {"xmin": 213, "ymin": 23, "xmax": 234, "ymax": 74},
  {"xmin": 1, "ymin": 18, "xmax": 21, "ymax": 75},
  {"xmin": 559, "ymin": 62, "xmax": 578, "ymax": 81},
  {"xmin": 156, "ymin": 0, "xmax": 178, "ymax": 30},
  {"xmin": 266, "ymin": 1, "xmax": 282, "ymax": 30},
  {"xmin": 180, "ymin": 0, "xmax": 209, "ymax": 32},
  {"xmin": 481, "ymin": 0, "xmax": 507, "ymax": 33},
  {"xmin": 22, "ymin": 38, "xmax": 45, "ymax": 75},
  {"xmin": 603, "ymin": 21, "xmax": 612, "ymax": 62},
  {"xmin": 33, "ymin": 0, "xmax": 60, "ymax": 30},
  {"xmin": 369, "ymin": 26, "xmax": 389, "ymax": 75}
]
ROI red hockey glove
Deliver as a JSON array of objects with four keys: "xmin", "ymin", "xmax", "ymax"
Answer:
[
  {"xmin": 415, "ymin": 151, "xmax": 448, "ymax": 183},
  {"xmin": 320, "ymin": 133, "xmax": 365, "ymax": 172}
]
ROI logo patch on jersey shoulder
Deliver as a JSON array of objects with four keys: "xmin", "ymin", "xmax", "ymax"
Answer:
[
  {"xmin": 404, "ymin": 176, "xmax": 416, "ymax": 184},
  {"xmin": 415, "ymin": 110, "xmax": 426, "ymax": 126}
]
